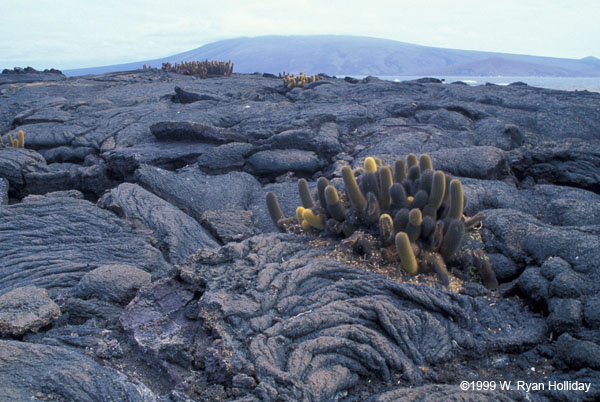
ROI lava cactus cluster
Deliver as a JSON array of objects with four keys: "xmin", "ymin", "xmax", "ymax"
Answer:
[
  {"xmin": 279, "ymin": 72, "xmax": 320, "ymax": 88},
  {"xmin": 161, "ymin": 60, "xmax": 234, "ymax": 78},
  {"xmin": 0, "ymin": 130, "xmax": 25, "ymax": 148},
  {"xmin": 266, "ymin": 154, "xmax": 493, "ymax": 287}
]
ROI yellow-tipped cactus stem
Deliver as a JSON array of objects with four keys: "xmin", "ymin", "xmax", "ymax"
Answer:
[
  {"xmin": 406, "ymin": 153, "xmax": 418, "ymax": 168},
  {"xmin": 428, "ymin": 171, "xmax": 446, "ymax": 210},
  {"xmin": 324, "ymin": 185, "xmax": 346, "ymax": 221},
  {"xmin": 448, "ymin": 179, "xmax": 464, "ymax": 220},
  {"xmin": 364, "ymin": 157, "xmax": 377, "ymax": 173},
  {"xmin": 17, "ymin": 130, "xmax": 25, "ymax": 148},
  {"xmin": 296, "ymin": 206, "xmax": 306, "ymax": 222},
  {"xmin": 395, "ymin": 232, "xmax": 418, "ymax": 275},
  {"xmin": 7, "ymin": 134, "xmax": 14, "ymax": 148},
  {"xmin": 301, "ymin": 220, "xmax": 312, "ymax": 230},
  {"xmin": 419, "ymin": 154, "xmax": 433, "ymax": 171},
  {"xmin": 409, "ymin": 208, "xmax": 423, "ymax": 226},
  {"xmin": 341, "ymin": 166, "xmax": 366, "ymax": 211},
  {"xmin": 394, "ymin": 159, "xmax": 406, "ymax": 183},
  {"xmin": 406, "ymin": 208, "xmax": 423, "ymax": 242},
  {"xmin": 302, "ymin": 209, "xmax": 325, "ymax": 230},
  {"xmin": 324, "ymin": 184, "xmax": 339, "ymax": 203},
  {"xmin": 379, "ymin": 166, "xmax": 393, "ymax": 209},
  {"xmin": 298, "ymin": 179, "xmax": 315, "ymax": 209},
  {"xmin": 317, "ymin": 177, "xmax": 329, "ymax": 209},
  {"xmin": 379, "ymin": 214, "xmax": 395, "ymax": 245}
]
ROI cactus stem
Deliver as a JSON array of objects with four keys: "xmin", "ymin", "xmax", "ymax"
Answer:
[{"xmin": 395, "ymin": 232, "xmax": 418, "ymax": 275}]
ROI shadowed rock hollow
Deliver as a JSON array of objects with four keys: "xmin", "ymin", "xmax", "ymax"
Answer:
[{"xmin": 1, "ymin": 69, "xmax": 600, "ymax": 401}]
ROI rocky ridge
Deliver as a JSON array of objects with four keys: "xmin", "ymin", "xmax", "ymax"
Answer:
[{"xmin": 1, "ymin": 69, "xmax": 599, "ymax": 401}]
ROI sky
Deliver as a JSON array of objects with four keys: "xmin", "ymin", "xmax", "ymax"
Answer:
[{"xmin": 1, "ymin": 0, "xmax": 599, "ymax": 70}]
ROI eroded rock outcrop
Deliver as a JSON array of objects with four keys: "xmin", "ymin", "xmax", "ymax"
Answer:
[
  {"xmin": 0, "ymin": 195, "xmax": 169, "ymax": 297},
  {"xmin": 0, "ymin": 340, "xmax": 155, "ymax": 401},
  {"xmin": 98, "ymin": 182, "xmax": 219, "ymax": 263},
  {"xmin": 0, "ymin": 286, "xmax": 61, "ymax": 337},
  {"xmin": 121, "ymin": 234, "xmax": 546, "ymax": 401}
]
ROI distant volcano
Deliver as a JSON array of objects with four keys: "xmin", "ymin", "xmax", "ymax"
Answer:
[{"xmin": 64, "ymin": 35, "xmax": 600, "ymax": 77}]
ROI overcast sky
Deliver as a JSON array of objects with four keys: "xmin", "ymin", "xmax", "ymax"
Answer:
[{"xmin": 1, "ymin": 0, "xmax": 598, "ymax": 70}]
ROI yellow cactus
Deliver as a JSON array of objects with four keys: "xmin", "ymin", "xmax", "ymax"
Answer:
[
  {"xmin": 281, "ymin": 72, "xmax": 320, "ymax": 88},
  {"xmin": 364, "ymin": 157, "xmax": 377, "ymax": 173},
  {"xmin": 18, "ymin": 130, "xmax": 25, "ymax": 148},
  {"xmin": 302, "ymin": 209, "xmax": 325, "ymax": 230}
]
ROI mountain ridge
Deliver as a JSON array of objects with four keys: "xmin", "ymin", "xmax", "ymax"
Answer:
[{"xmin": 64, "ymin": 35, "xmax": 600, "ymax": 77}]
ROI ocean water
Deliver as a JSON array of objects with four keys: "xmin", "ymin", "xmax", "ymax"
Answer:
[{"xmin": 355, "ymin": 75, "xmax": 600, "ymax": 92}]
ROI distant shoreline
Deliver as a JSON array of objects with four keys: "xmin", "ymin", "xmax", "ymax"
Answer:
[{"xmin": 346, "ymin": 75, "xmax": 600, "ymax": 92}]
